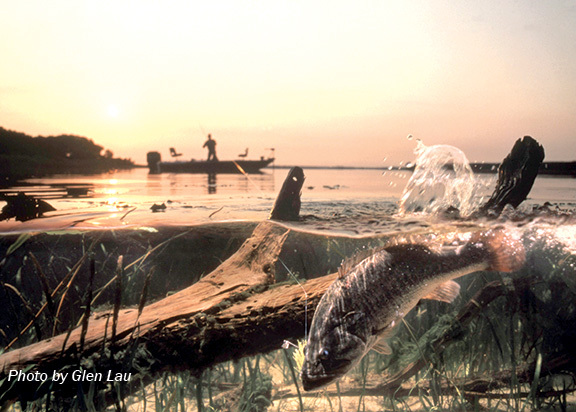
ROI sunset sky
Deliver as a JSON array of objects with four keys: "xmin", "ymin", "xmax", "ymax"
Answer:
[{"xmin": 1, "ymin": 1, "xmax": 575, "ymax": 167}]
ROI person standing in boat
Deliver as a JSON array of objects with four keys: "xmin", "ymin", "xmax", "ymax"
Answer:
[{"xmin": 203, "ymin": 134, "xmax": 218, "ymax": 161}]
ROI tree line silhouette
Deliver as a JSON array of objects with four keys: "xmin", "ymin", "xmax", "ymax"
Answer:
[{"xmin": 0, "ymin": 127, "xmax": 134, "ymax": 183}]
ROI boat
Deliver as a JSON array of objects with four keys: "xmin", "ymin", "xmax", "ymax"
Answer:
[{"xmin": 146, "ymin": 151, "xmax": 275, "ymax": 174}]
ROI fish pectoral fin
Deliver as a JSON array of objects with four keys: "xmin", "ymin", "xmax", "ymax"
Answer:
[
  {"xmin": 421, "ymin": 280, "xmax": 461, "ymax": 303},
  {"xmin": 371, "ymin": 338, "xmax": 392, "ymax": 355}
]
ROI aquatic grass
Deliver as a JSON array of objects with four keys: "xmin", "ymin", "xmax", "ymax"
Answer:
[
  {"xmin": 136, "ymin": 267, "xmax": 153, "ymax": 319},
  {"xmin": 335, "ymin": 381, "xmax": 344, "ymax": 412},
  {"xmin": 2, "ymin": 229, "xmax": 196, "ymax": 348},
  {"xmin": 0, "ymin": 232, "xmax": 240, "ymax": 411},
  {"xmin": 52, "ymin": 254, "xmax": 89, "ymax": 335},
  {"xmin": 206, "ymin": 368, "xmax": 215, "ymax": 409},
  {"xmin": 1, "ymin": 281, "xmax": 42, "ymax": 345},
  {"xmin": 29, "ymin": 252, "xmax": 56, "ymax": 324},
  {"xmin": 151, "ymin": 373, "xmax": 190, "ymax": 412},
  {"xmin": 3, "ymin": 233, "xmax": 32, "ymax": 258},
  {"xmin": 4, "ymin": 233, "xmax": 576, "ymax": 410},
  {"xmin": 111, "ymin": 255, "xmax": 123, "ymax": 342},
  {"xmin": 282, "ymin": 346, "xmax": 304, "ymax": 412},
  {"xmin": 356, "ymin": 355, "xmax": 370, "ymax": 412},
  {"xmin": 196, "ymin": 374, "xmax": 204, "ymax": 412},
  {"xmin": 3, "ymin": 247, "xmax": 94, "ymax": 350},
  {"xmin": 79, "ymin": 258, "xmax": 95, "ymax": 352},
  {"xmin": 72, "ymin": 372, "xmax": 99, "ymax": 412}
]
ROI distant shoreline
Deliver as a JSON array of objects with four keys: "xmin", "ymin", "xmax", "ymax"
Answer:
[
  {"xmin": 266, "ymin": 164, "xmax": 388, "ymax": 171},
  {"xmin": 270, "ymin": 161, "xmax": 576, "ymax": 177},
  {"xmin": 1, "ymin": 126, "xmax": 135, "ymax": 184}
]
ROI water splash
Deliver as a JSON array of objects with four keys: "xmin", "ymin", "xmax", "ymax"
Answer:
[{"xmin": 399, "ymin": 140, "xmax": 476, "ymax": 216}]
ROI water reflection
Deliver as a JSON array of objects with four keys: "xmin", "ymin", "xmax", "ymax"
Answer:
[
  {"xmin": 147, "ymin": 171, "xmax": 276, "ymax": 196},
  {"xmin": 204, "ymin": 172, "xmax": 275, "ymax": 195},
  {"xmin": 0, "ymin": 183, "xmax": 94, "ymax": 200},
  {"xmin": 207, "ymin": 173, "xmax": 217, "ymax": 194}
]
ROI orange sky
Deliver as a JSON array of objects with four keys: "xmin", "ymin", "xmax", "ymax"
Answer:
[{"xmin": 1, "ymin": 1, "xmax": 575, "ymax": 166}]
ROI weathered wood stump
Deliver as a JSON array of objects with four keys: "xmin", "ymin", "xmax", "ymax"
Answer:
[
  {"xmin": 478, "ymin": 135, "xmax": 545, "ymax": 215},
  {"xmin": 269, "ymin": 166, "xmax": 305, "ymax": 221}
]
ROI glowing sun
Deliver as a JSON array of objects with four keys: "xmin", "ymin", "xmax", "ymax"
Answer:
[{"xmin": 107, "ymin": 104, "xmax": 120, "ymax": 118}]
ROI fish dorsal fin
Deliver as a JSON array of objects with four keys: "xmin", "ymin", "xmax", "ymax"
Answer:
[
  {"xmin": 372, "ymin": 337, "xmax": 392, "ymax": 355},
  {"xmin": 421, "ymin": 280, "xmax": 460, "ymax": 303},
  {"xmin": 338, "ymin": 246, "xmax": 388, "ymax": 279}
]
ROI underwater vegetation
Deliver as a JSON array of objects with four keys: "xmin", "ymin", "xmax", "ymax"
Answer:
[{"xmin": 0, "ymin": 220, "xmax": 576, "ymax": 411}]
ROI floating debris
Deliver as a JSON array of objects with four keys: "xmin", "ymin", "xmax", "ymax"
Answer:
[
  {"xmin": 0, "ymin": 192, "xmax": 56, "ymax": 221},
  {"xmin": 150, "ymin": 203, "xmax": 167, "ymax": 213}
]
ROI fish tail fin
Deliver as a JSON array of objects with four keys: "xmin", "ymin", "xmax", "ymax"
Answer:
[{"xmin": 472, "ymin": 229, "xmax": 525, "ymax": 272}]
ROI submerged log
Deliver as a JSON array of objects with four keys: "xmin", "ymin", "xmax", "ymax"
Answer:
[
  {"xmin": 0, "ymin": 220, "xmax": 314, "ymax": 404},
  {"xmin": 478, "ymin": 136, "xmax": 545, "ymax": 215}
]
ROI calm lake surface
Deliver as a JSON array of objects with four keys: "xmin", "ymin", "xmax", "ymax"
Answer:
[{"xmin": 1, "ymin": 167, "xmax": 575, "ymax": 234}]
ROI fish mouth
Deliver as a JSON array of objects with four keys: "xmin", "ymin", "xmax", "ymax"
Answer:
[
  {"xmin": 301, "ymin": 358, "xmax": 352, "ymax": 391},
  {"xmin": 301, "ymin": 372, "xmax": 339, "ymax": 392}
]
